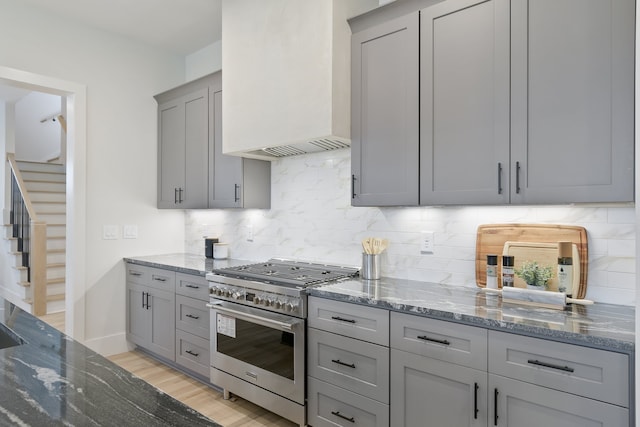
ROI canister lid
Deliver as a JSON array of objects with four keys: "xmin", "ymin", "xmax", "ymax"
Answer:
[
  {"xmin": 487, "ymin": 255, "xmax": 498, "ymax": 265},
  {"xmin": 558, "ymin": 241, "xmax": 573, "ymax": 258},
  {"xmin": 502, "ymin": 255, "xmax": 514, "ymax": 267}
]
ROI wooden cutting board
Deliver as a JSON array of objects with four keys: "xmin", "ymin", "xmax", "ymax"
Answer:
[{"xmin": 476, "ymin": 224, "xmax": 588, "ymax": 299}]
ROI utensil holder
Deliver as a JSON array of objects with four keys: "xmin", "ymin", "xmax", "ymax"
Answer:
[{"xmin": 362, "ymin": 253, "xmax": 381, "ymax": 280}]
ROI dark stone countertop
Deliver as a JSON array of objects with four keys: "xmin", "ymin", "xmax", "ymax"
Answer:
[
  {"xmin": 124, "ymin": 253, "xmax": 252, "ymax": 276},
  {"xmin": 0, "ymin": 298, "xmax": 221, "ymax": 427},
  {"xmin": 308, "ymin": 278, "xmax": 635, "ymax": 354}
]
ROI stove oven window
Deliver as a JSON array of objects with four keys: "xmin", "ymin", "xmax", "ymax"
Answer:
[{"xmin": 216, "ymin": 318, "xmax": 295, "ymax": 380}]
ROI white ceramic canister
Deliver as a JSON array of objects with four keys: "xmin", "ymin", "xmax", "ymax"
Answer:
[{"xmin": 213, "ymin": 243, "xmax": 229, "ymax": 259}]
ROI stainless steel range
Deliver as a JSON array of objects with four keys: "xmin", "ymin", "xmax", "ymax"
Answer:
[{"xmin": 206, "ymin": 259, "xmax": 359, "ymax": 427}]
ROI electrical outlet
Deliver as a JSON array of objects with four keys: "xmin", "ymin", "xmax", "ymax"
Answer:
[
  {"xmin": 103, "ymin": 225, "xmax": 118, "ymax": 240},
  {"xmin": 247, "ymin": 224, "xmax": 254, "ymax": 242},
  {"xmin": 123, "ymin": 224, "xmax": 138, "ymax": 239},
  {"xmin": 420, "ymin": 231, "xmax": 435, "ymax": 254}
]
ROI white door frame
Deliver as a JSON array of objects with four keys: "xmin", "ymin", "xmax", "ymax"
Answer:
[{"xmin": 0, "ymin": 65, "xmax": 86, "ymax": 342}]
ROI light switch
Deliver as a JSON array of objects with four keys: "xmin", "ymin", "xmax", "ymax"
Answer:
[
  {"xmin": 420, "ymin": 231, "xmax": 435, "ymax": 254},
  {"xmin": 123, "ymin": 225, "xmax": 138, "ymax": 239},
  {"xmin": 103, "ymin": 225, "xmax": 118, "ymax": 240}
]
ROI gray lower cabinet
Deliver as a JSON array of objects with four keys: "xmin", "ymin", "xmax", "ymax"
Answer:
[
  {"xmin": 125, "ymin": 265, "xmax": 176, "ymax": 361},
  {"xmin": 390, "ymin": 312, "xmax": 489, "ymax": 427},
  {"xmin": 174, "ymin": 273, "xmax": 210, "ymax": 378},
  {"xmin": 156, "ymin": 71, "xmax": 271, "ymax": 209},
  {"xmin": 307, "ymin": 296, "xmax": 390, "ymax": 426},
  {"xmin": 350, "ymin": 12, "xmax": 419, "ymax": 206}
]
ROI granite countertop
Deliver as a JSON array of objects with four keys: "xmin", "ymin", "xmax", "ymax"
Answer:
[
  {"xmin": 124, "ymin": 253, "xmax": 252, "ymax": 276},
  {"xmin": 308, "ymin": 278, "xmax": 635, "ymax": 354},
  {"xmin": 0, "ymin": 298, "xmax": 221, "ymax": 427}
]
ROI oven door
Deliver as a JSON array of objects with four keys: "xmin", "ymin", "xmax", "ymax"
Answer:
[{"xmin": 207, "ymin": 300, "xmax": 305, "ymax": 404}]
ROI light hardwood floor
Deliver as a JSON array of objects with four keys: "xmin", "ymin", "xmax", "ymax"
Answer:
[{"xmin": 38, "ymin": 312, "xmax": 297, "ymax": 427}]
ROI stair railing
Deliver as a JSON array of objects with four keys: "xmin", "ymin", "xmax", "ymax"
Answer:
[{"xmin": 6, "ymin": 153, "xmax": 47, "ymax": 316}]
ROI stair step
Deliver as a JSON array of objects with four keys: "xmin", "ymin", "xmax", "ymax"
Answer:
[
  {"xmin": 32, "ymin": 201, "xmax": 66, "ymax": 214},
  {"xmin": 21, "ymin": 171, "xmax": 66, "ymax": 183},
  {"xmin": 23, "ymin": 181, "xmax": 65, "ymax": 193},
  {"xmin": 29, "ymin": 191, "xmax": 66, "ymax": 202},
  {"xmin": 24, "ymin": 293, "xmax": 65, "ymax": 304},
  {"xmin": 16, "ymin": 161, "xmax": 65, "ymax": 174}
]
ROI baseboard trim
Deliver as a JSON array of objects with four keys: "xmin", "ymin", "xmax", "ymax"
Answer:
[{"xmin": 84, "ymin": 332, "xmax": 131, "ymax": 357}]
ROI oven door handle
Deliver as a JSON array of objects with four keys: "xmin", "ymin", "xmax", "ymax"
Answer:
[{"xmin": 206, "ymin": 302, "xmax": 300, "ymax": 332}]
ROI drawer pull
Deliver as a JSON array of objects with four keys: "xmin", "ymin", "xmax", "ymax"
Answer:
[
  {"xmin": 185, "ymin": 284, "xmax": 200, "ymax": 289},
  {"xmin": 331, "ymin": 316, "xmax": 356, "ymax": 324},
  {"xmin": 417, "ymin": 335, "xmax": 450, "ymax": 346},
  {"xmin": 130, "ymin": 272, "xmax": 142, "ymax": 277},
  {"xmin": 331, "ymin": 411, "xmax": 355, "ymax": 423},
  {"xmin": 185, "ymin": 314, "xmax": 200, "ymax": 320},
  {"xmin": 185, "ymin": 350, "xmax": 199, "ymax": 357},
  {"xmin": 331, "ymin": 359, "xmax": 356, "ymax": 369},
  {"xmin": 474, "ymin": 382, "xmax": 479, "ymax": 419},
  {"xmin": 527, "ymin": 359, "xmax": 574, "ymax": 373},
  {"xmin": 153, "ymin": 277, "xmax": 167, "ymax": 282}
]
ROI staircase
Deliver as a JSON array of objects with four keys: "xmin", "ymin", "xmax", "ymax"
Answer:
[{"xmin": 5, "ymin": 160, "xmax": 66, "ymax": 314}]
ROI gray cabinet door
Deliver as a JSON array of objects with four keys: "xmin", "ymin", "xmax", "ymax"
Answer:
[
  {"xmin": 420, "ymin": 0, "xmax": 510, "ymax": 205},
  {"xmin": 157, "ymin": 88, "xmax": 209, "ymax": 209},
  {"xmin": 510, "ymin": 0, "xmax": 634, "ymax": 203},
  {"xmin": 147, "ymin": 287, "xmax": 176, "ymax": 361},
  {"xmin": 209, "ymin": 87, "xmax": 243, "ymax": 208},
  {"xmin": 390, "ymin": 348, "xmax": 488, "ymax": 427},
  {"xmin": 490, "ymin": 374, "xmax": 628, "ymax": 426},
  {"xmin": 351, "ymin": 12, "xmax": 419, "ymax": 206},
  {"xmin": 126, "ymin": 283, "xmax": 148, "ymax": 347}
]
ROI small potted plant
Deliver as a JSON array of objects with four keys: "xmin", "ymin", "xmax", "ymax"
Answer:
[{"xmin": 515, "ymin": 261, "xmax": 553, "ymax": 290}]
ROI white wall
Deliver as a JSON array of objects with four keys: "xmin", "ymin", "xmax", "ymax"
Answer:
[
  {"xmin": 186, "ymin": 149, "xmax": 636, "ymax": 306},
  {"xmin": 14, "ymin": 92, "xmax": 62, "ymax": 162},
  {"xmin": 0, "ymin": 0, "xmax": 187, "ymax": 354},
  {"xmin": 186, "ymin": 41, "xmax": 222, "ymax": 81}
]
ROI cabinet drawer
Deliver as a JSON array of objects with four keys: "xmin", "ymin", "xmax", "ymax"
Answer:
[
  {"xmin": 175, "ymin": 330, "xmax": 210, "ymax": 378},
  {"xmin": 176, "ymin": 273, "xmax": 209, "ymax": 300},
  {"xmin": 308, "ymin": 328, "xmax": 389, "ymax": 403},
  {"xmin": 126, "ymin": 263, "xmax": 150, "ymax": 285},
  {"xmin": 148, "ymin": 268, "xmax": 175, "ymax": 292},
  {"xmin": 390, "ymin": 312, "xmax": 487, "ymax": 371},
  {"xmin": 307, "ymin": 377, "xmax": 389, "ymax": 427},
  {"xmin": 308, "ymin": 297, "xmax": 389, "ymax": 346},
  {"xmin": 489, "ymin": 331, "xmax": 629, "ymax": 407},
  {"xmin": 176, "ymin": 295, "xmax": 210, "ymax": 339}
]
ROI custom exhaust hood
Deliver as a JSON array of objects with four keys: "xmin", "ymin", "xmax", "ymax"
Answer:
[{"xmin": 221, "ymin": 0, "xmax": 378, "ymax": 160}]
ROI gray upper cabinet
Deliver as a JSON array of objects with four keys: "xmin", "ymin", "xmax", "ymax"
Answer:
[
  {"xmin": 510, "ymin": 0, "xmax": 635, "ymax": 204},
  {"xmin": 157, "ymin": 88, "xmax": 209, "ymax": 208},
  {"xmin": 420, "ymin": 0, "xmax": 510, "ymax": 205},
  {"xmin": 156, "ymin": 72, "xmax": 271, "ymax": 210},
  {"xmin": 351, "ymin": 12, "xmax": 419, "ymax": 206},
  {"xmin": 350, "ymin": 0, "xmax": 634, "ymax": 206}
]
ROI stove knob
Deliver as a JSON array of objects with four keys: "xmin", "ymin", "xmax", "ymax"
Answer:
[
  {"xmin": 284, "ymin": 302, "xmax": 293, "ymax": 312},
  {"xmin": 215, "ymin": 288, "xmax": 223, "ymax": 296},
  {"xmin": 224, "ymin": 290, "xmax": 232, "ymax": 298},
  {"xmin": 265, "ymin": 299, "xmax": 273, "ymax": 307},
  {"xmin": 254, "ymin": 296, "xmax": 261, "ymax": 305},
  {"xmin": 274, "ymin": 300, "xmax": 282, "ymax": 309},
  {"xmin": 233, "ymin": 292, "xmax": 242, "ymax": 300}
]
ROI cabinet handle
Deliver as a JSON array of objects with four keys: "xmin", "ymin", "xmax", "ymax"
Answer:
[
  {"xmin": 417, "ymin": 335, "xmax": 450, "ymax": 346},
  {"xmin": 130, "ymin": 271, "xmax": 142, "ymax": 277},
  {"xmin": 179, "ymin": 188, "xmax": 184, "ymax": 203},
  {"xmin": 185, "ymin": 314, "xmax": 200, "ymax": 320},
  {"xmin": 474, "ymin": 382, "xmax": 479, "ymax": 419},
  {"xmin": 185, "ymin": 350, "xmax": 199, "ymax": 357},
  {"xmin": 527, "ymin": 359, "xmax": 574, "ymax": 373},
  {"xmin": 234, "ymin": 184, "xmax": 240, "ymax": 202},
  {"xmin": 331, "ymin": 359, "xmax": 356, "ymax": 369},
  {"xmin": 515, "ymin": 161, "xmax": 521, "ymax": 194},
  {"xmin": 141, "ymin": 292, "xmax": 146, "ymax": 309},
  {"xmin": 185, "ymin": 284, "xmax": 200, "ymax": 289},
  {"xmin": 331, "ymin": 411, "xmax": 355, "ymax": 423},
  {"xmin": 494, "ymin": 388, "xmax": 499, "ymax": 426},
  {"xmin": 351, "ymin": 174, "xmax": 356, "ymax": 199},
  {"xmin": 497, "ymin": 163, "xmax": 503, "ymax": 194},
  {"xmin": 331, "ymin": 316, "xmax": 356, "ymax": 323},
  {"xmin": 153, "ymin": 277, "xmax": 167, "ymax": 282},
  {"xmin": 145, "ymin": 292, "xmax": 150, "ymax": 310}
]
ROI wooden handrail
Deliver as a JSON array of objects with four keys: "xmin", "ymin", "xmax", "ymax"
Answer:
[{"xmin": 6, "ymin": 153, "xmax": 38, "ymax": 222}]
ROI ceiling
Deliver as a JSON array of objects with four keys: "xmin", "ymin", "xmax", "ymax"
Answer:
[{"xmin": 20, "ymin": 0, "xmax": 222, "ymax": 55}]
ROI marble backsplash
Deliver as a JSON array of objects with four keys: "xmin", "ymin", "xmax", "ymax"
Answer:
[{"xmin": 186, "ymin": 149, "xmax": 636, "ymax": 306}]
